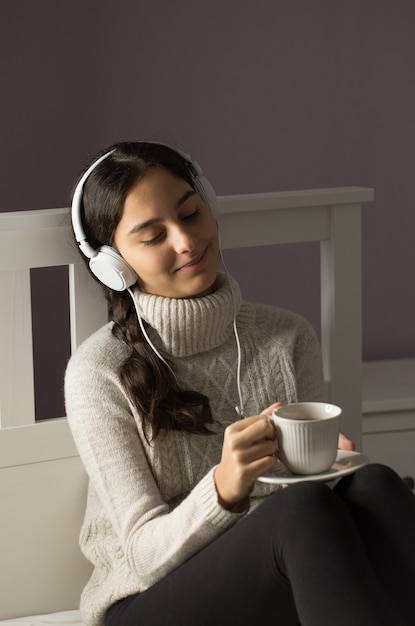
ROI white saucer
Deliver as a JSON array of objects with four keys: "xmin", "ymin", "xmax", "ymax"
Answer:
[{"xmin": 257, "ymin": 450, "xmax": 369, "ymax": 484}]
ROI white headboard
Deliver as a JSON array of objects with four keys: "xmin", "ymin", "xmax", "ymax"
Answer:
[{"xmin": 0, "ymin": 186, "xmax": 374, "ymax": 619}]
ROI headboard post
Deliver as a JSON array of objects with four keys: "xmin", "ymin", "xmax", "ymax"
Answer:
[
  {"xmin": 0, "ymin": 268, "xmax": 35, "ymax": 427},
  {"xmin": 321, "ymin": 202, "xmax": 363, "ymax": 448}
]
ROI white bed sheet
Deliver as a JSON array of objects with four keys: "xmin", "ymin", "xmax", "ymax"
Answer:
[{"xmin": 0, "ymin": 611, "xmax": 83, "ymax": 626}]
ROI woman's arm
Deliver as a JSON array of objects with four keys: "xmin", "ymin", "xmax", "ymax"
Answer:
[
  {"xmin": 292, "ymin": 314, "xmax": 325, "ymax": 402},
  {"xmin": 65, "ymin": 334, "xmax": 245, "ymax": 590}
]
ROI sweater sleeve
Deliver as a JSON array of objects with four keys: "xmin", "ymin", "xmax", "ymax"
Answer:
[{"xmin": 65, "ymin": 329, "xmax": 244, "ymax": 591}]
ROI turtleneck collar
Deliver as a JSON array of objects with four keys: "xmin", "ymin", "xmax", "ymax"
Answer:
[{"xmin": 131, "ymin": 273, "xmax": 241, "ymax": 358}]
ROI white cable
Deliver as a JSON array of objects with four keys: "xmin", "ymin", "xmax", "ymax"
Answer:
[
  {"xmin": 127, "ymin": 244, "xmax": 245, "ymax": 418},
  {"xmin": 233, "ymin": 318, "xmax": 245, "ymax": 418},
  {"xmin": 219, "ymin": 242, "xmax": 245, "ymax": 418}
]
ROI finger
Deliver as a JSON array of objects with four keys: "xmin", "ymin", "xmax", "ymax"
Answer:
[
  {"xmin": 246, "ymin": 453, "xmax": 278, "ymax": 478},
  {"xmin": 224, "ymin": 416, "xmax": 276, "ymax": 452},
  {"xmin": 229, "ymin": 413, "xmax": 274, "ymax": 434},
  {"xmin": 338, "ymin": 432, "xmax": 356, "ymax": 451},
  {"xmin": 260, "ymin": 402, "xmax": 283, "ymax": 416},
  {"xmin": 238, "ymin": 437, "xmax": 278, "ymax": 465},
  {"xmin": 241, "ymin": 415, "xmax": 277, "ymax": 443}
]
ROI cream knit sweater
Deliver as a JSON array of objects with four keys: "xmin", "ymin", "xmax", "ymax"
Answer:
[{"xmin": 65, "ymin": 274, "xmax": 323, "ymax": 626}]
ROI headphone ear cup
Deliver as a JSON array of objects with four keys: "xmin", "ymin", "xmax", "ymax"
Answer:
[{"xmin": 89, "ymin": 246, "xmax": 137, "ymax": 291}]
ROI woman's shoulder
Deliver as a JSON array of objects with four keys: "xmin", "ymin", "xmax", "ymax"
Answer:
[{"xmin": 241, "ymin": 300, "xmax": 315, "ymax": 336}]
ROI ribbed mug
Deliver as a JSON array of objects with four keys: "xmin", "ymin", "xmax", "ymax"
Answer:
[{"xmin": 271, "ymin": 402, "xmax": 341, "ymax": 475}]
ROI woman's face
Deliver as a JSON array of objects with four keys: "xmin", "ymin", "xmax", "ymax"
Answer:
[{"xmin": 113, "ymin": 167, "xmax": 220, "ymax": 298}]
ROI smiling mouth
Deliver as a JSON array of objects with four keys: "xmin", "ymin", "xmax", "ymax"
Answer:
[{"xmin": 177, "ymin": 249, "xmax": 207, "ymax": 272}]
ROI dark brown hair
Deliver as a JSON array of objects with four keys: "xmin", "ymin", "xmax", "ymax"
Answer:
[{"xmin": 74, "ymin": 142, "xmax": 214, "ymax": 440}]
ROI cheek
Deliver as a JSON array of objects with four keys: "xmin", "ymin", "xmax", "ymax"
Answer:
[{"xmin": 139, "ymin": 248, "xmax": 173, "ymax": 276}]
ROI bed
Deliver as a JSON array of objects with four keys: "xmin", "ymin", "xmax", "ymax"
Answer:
[{"xmin": 0, "ymin": 186, "xmax": 374, "ymax": 624}]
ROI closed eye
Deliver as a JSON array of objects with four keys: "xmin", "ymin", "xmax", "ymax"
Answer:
[
  {"xmin": 142, "ymin": 208, "xmax": 200, "ymax": 245},
  {"xmin": 142, "ymin": 231, "xmax": 165, "ymax": 246},
  {"xmin": 181, "ymin": 208, "xmax": 200, "ymax": 222}
]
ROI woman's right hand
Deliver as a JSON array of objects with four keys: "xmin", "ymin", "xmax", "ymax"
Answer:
[{"xmin": 214, "ymin": 403, "xmax": 281, "ymax": 511}]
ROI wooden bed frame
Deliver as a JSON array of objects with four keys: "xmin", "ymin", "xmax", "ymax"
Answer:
[{"xmin": 0, "ymin": 186, "xmax": 374, "ymax": 621}]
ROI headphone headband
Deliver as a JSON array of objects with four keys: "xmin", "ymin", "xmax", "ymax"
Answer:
[
  {"xmin": 71, "ymin": 142, "xmax": 218, "ymax": 291},
  {"xmin": 71, "ymin": 149, "xmax": 116, "ymax": 257}
]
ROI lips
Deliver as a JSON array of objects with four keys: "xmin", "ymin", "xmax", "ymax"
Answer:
[{"xmin": 176, "ymin": 248, "xmax": 207, "ymax": 272}]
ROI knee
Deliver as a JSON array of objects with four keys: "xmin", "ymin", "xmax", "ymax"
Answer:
[
  {"xmin": 340, "ymin": 463, "xmax": 401, "ymax": 492},
  {"xmin": 360, "ymin": 462, "xmax": 401, "ymax": 486},
  {"xmin": 334, "ymin": 462, "xmax": 410, "ymax": 507}
]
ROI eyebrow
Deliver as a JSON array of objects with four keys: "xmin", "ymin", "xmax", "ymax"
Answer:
[{"xmin": 127, "ymin": 189, "xmax": 196, "ymax": 235}]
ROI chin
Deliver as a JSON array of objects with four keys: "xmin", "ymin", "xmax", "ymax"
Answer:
[{"xmin": 181, "ymin": 272, "xmax": 217, "ymax": 299}]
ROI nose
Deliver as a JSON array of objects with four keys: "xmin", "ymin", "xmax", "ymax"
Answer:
[{"xmin": 171, "ymin": 225, "xmax": 197, "ymax": 254}]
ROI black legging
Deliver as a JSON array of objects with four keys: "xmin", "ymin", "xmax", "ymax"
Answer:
[{"xmin": 106, "ymin": 464, "xmax": 415, "ymax": 626}]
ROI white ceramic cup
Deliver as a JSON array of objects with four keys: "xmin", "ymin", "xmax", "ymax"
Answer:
[{"xmin": 271, "ymin": 402, "xmax": 341, "ymax": 475}]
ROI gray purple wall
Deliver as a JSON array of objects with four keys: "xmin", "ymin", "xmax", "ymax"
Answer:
[{"xmin": 2, "ymin": 1, "xmax": 415, "ymax": 403}]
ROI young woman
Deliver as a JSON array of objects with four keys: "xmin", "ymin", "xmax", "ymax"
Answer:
[{"xmin": 65, "ymin": 141, "xmax": 415, "ymax": 626}]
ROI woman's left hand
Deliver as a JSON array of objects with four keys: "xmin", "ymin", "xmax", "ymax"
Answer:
[{"xmin": 338, "ymin": 432, "xmax": 355, "ymax": 451}]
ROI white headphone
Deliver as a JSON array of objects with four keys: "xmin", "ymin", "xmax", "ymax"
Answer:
[{"xmin": 71, "ymin": 142, "xmax": 220, "ymax": 291}]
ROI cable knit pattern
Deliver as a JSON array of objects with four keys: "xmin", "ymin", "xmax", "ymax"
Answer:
[
  {"xmin": 65, "ymin": 273, "xmax": 323, "ymax": 626},
  {"xmin": 135, "ymin": 273, "xmax": 239, "ymax": 357}
]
